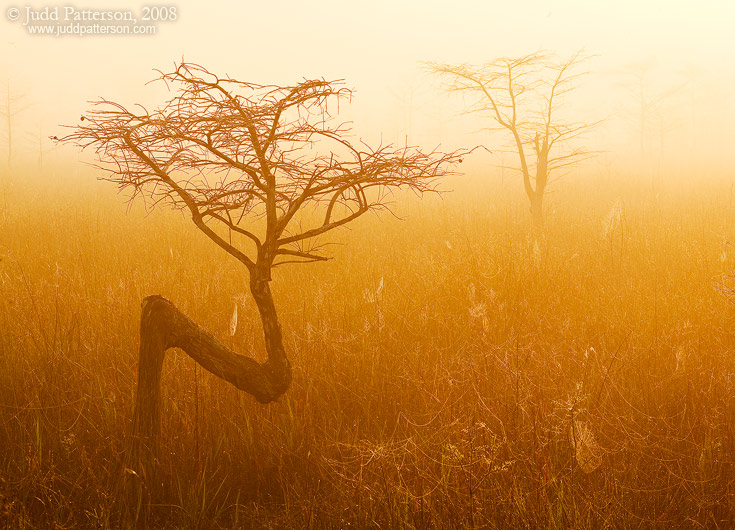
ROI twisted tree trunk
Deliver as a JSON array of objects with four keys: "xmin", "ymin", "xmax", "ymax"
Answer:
[
  {"xmin": 121, "ymin": 276, "xmax": 290, "ymax": 524},
  {"xmin": 134, "ymin": 282, "xmax": 290, "ymax": 434}
]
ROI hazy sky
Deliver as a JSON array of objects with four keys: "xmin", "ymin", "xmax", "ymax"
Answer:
[{"xmin": 2, "ymin": 0, "xmax": 734, "ymax": 171}]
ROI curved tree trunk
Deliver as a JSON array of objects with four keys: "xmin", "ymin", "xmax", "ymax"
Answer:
[
  {"xmin": 121, "ymin": 276, "xmax": 291, "ymax": 524},
  {"xmin": 133, "ymin": 280, "xmax": 290, "ymax": 437}
]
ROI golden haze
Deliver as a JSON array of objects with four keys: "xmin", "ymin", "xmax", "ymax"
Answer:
[{"xmin": 1, "ymin": 0, "xmax": 735, "ymax": 527}]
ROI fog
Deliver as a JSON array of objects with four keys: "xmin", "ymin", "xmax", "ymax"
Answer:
[
  {"xmin": 5, "ymin": 2, "xmax": 735, "ymax": 528},
  {"xmin": 2, "ymin": 0, "xmax": 734, "ymax": 180}
]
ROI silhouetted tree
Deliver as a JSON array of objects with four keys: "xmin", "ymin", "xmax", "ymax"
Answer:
[
  {"xmin": 59, "ymin": 62, "xmax": 462, "ymax": 522},
  {"xmin": 428, "ymin": 52, "xmax": 596, "ymax": 234}
]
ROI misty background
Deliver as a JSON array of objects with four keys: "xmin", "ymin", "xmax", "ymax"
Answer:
[{"xmin": 1, "ymin": 0, "xmax": 734, "ymax": 184}]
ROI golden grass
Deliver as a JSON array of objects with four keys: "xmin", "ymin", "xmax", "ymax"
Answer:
[{"xmin": 1, "ymin": 168, "xmax": 734, "ymax": 528}]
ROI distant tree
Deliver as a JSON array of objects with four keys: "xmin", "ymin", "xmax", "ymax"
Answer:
[
  {"xmin": 617, "ymin": 60, "xmax": 683, "ymax": 187},
  {"xmin": 27, "ymin": 124, "xmax": 57, "ymax": 169},
  {"xmin": 1, "ymin": 80, "xmax": 31, "ymax": 168},
  {"xmin": 58, "ymin": 62, "xmax": 461, "ymax": 492},
  {"xmin": 427, "ymin": 51, "xmax": 596, "ymax": 234}
]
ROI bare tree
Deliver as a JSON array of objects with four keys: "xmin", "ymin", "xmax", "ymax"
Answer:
[
  {"xmin": 1, "ymin": 80, "xmax": 31, "ymax": 168},
  {"xmin": 58, "ymin": 63, "xmax": 460, "ymax": 473},
  {"xmin": 427, "ymin": 51, "xmax": 596, "ymax": 234},
  {"xmin": 616, "ymin": 61, "xmax": 683, "ymax": 189},
  {"xmin": 27, "ymin": 123, "xmax": 58, "ymax": 169}
]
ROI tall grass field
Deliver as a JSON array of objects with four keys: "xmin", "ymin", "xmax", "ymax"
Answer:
[{"xmin": 1, "ymin": 167, "xmax": 734, "ymax": 528}]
